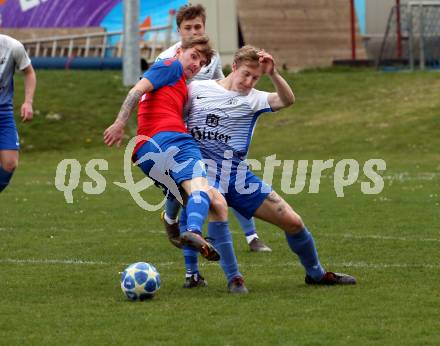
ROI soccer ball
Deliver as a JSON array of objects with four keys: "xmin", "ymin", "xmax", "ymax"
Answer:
[{"xmin": 120, "ymin": 262, "xmax": 161, "ymax": 300}]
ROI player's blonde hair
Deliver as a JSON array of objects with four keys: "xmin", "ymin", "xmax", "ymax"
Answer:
[
  {"xmin": 181, "ymin": 35, "xmax": 214, "ymax": 66},
  {"xmin": 233, "ymin": 45, "xmax": 262, "ymax": 67}
]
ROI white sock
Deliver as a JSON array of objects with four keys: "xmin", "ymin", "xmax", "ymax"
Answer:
[
  {"xmin": 246, "ymin": 234, "xmax": 259, "ymax": 244},
  {"xmin": 164, "ymin": 213, "xmax": 178, "ymax": 225}
]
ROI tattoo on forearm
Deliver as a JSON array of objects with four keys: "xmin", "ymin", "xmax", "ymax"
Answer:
[{"xmin": 116, "ymin": 90, "xmax": 143, "ymax": 124}]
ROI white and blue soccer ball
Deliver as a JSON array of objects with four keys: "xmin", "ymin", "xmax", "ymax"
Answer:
[{"xmin": 120, "ymin": 262, "xmax": 161, "ymax": 300}]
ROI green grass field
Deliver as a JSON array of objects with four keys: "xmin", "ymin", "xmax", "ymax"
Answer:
[{"xmin": 1, "ymin": 69, "xmax": 439, "ymax": 345}]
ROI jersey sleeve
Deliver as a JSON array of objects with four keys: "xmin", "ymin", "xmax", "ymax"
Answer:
[
  {"xmin": 142, "ymin": 59, "xmax": 183, "ymax": 91},
  {"xmin": 155, "ymin": 42, "xmax": 180, "ymax": 62},
  {"xmin": 212, "ymin": 53, "xmax": 225, "ymax": 79},
  {"xmin": 12, "ymin": 40, "xmax": 31, "ymax": 71},
  {"xmin": 184, "ymin": 81, "xmax": 197, "ymax": 119},
  {"xmin": 248, "ymin": 89, "xmax": 272, "ymax": 115}
]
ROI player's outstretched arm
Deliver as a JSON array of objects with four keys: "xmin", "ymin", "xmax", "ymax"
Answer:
[
  {"xmin": 21, "ymin": 64, "xmax": 36, "ymax": 122},
  {"xmin": 267, "ymin": 70, "xmax": 295, "ymax": 111},
  {"xmin": 103, "ymin": 78, "xmax": 153, "ymax": 147},
  {"xmin": 258, "ymin": 51, "xmax": 295, "ymax": 111}
]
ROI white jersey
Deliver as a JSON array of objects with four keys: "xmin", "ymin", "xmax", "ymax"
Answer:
[
  {"xmin": 0, "ymin": 35, "xmax": 31, "ymax": 112},
  {"xmin": 156, "ymin": 41, "xmax": 224, "ymax": 81},
  {"xmin": 186, "ymin": 79, "xmax": 272, "ymax": 168}
]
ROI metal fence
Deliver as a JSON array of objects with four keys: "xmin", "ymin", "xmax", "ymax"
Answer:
[
  {"xmin": 377, "ymin": 1, "xmax": 440, "ymax": 70},
  {"xmin": 21, "ymin": 14, "xmax": 175, "ymax": 64}
]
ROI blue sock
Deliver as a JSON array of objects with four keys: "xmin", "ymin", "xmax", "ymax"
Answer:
[
  {"xmin": 186, "ymin": 191, "xmax": 210, "ymax": 233},
  {"xmin": 165, "ymin": 196, "xmax": 181, "ymax": 220},
  {"xmin": 183, "ymin": 246, "xmax": 199, "ymax": 275},
  {"xmin": 208, "ymin": 221, "xmax": 240, "ymax": 282},
  {"xmin": 285, "ymin": 227, "xmax": 325, "ymax": 281},
  {"xmin": 178, "ymin": 206, "xmax": 188, "ymax": 235},
  {"xmin": 231, "ymin": 208, "xmax": 257, "ymax": 235},
  {"xmin": 0, "ymin": 166, "xmax": 13, "ymax": 193},
  {"xmin": 179, "ymin": 206, "xmax": 200, "ymax": 275}
]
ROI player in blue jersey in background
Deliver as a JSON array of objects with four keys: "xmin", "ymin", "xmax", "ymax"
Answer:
[
  {"xmin": 156, "ymin": 6, "xmax": 271, "ymax": 287},
  {"xmin": 184, "ymin": 45, "xmax": 356, "ymax": 286},
  {"xmin": 0, "ymin": 35, "xmax": 36, "ymax": 193}
]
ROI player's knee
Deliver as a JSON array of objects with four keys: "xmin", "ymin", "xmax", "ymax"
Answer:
[
  {"xmin": 208, "ymin": 190, "xmax": 228, "ymax": 220},
  {"xmin": 285, "ymin": 214, "xmax": 304, "ymax": 234},
  {"xmin": 1, "ymin": 158, "xmax": 18, "ymax": 172}
]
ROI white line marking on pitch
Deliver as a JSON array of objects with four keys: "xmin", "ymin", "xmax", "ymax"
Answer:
[
  {"xmin": 322, "ymin": 233, "xmax": 440, "ymax": 243},
  {"xmin": 1, "ymin": 258, "xmax": 439, "ymax": 269},
  {"xmin": 0, "ymin": 258, "xmax": 108, "ymax": 265},
  {"xmin": 199, "ymin": 262, "xmax": 440, "ymax": 269},
  {"xmin": 229, "ymin": 231, "xmax": 440, "ymax": 243}
]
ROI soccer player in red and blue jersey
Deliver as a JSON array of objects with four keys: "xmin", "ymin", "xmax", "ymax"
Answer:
[{"xmin": 104, "ymin": 35, "xmax": 248, "ymax": 293}]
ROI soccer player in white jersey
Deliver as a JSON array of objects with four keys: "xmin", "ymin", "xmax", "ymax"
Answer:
[
  {"xmin": 185, "ymin": 45, "xmax": 356, "ymax": 286},
  {"xmin": 0, "ymin": 34, "xmax": 36, "ymax": 193},
  {"xmin": 156, "ymin": 4, "xmax": 270, "ymax": 289},
  {"xmin": 156, "ymin": 4, "xmax": 224, "ymax": 82}
]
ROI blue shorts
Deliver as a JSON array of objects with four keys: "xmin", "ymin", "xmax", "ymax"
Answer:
[
  {"xmin": 134, "ymin": 132, "xmax": 207, "ymax": 197},
  {"xmin": 0, "ymin": 113, "xmax": 19, "ymax": 150},
  {"xmin": 209, "ymin": 165, "xmax": 272, "ymax": 219}
]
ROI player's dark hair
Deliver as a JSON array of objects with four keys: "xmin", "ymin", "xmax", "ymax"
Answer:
[
  {"xmin": 181, "ymin": 34, "xmax": 214, "ymax": 66},
  {"xmin": 176, "ymin": 4, "xmax": 206, "ymax": 28}
]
